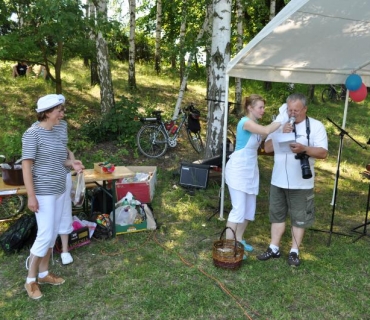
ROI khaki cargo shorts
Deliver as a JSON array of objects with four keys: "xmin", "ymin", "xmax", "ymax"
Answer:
[{"xmin": 269, "ymin": 185, "xmax": 315, "ymax": 228}]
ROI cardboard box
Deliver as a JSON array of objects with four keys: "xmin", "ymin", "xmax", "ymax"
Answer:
[
  {"xmin": 115, "ymin": 166, "xmax": 157, "ymax": 203},
  {"xmin": 115, "ymin": 220, "xmax": 148, "ymax": 235},
  {"xmin": 54, "ymin": 226, "xmax": 90, "ymax": 253}
]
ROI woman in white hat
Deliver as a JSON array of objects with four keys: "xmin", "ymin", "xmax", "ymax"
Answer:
[
  {"xmin": 22, "ymin": 94, "xmax": 84, "ymax": 299},
  {"xmin": 32, "ymin": 94, "xmax": 77, "ymax": 266}
]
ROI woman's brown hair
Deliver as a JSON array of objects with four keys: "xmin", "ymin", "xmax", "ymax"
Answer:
[
  {"xmin": 37, "ymin": 104, "xmax": 64, "ymax": 122},
  {"xmin": 242, "ymin": 94, "xmax": 266, "ymax": 115}
]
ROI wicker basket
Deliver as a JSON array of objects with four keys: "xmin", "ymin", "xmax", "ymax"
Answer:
[{"xmin": 213, "ymin": 227, "xmax": 244, "ymax": 270}]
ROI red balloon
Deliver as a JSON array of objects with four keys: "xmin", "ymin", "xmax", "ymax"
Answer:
[{"xmin": 349, "ymin": 83, "xmax": 368, "ymax": 102}]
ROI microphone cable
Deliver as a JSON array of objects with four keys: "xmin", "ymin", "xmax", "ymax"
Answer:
[{"xmin": 285, "ymin": 145, "xmax": 300, "ymax": 251}]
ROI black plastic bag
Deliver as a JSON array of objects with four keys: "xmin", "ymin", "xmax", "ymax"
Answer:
[{"xmin": 0, "ymin": 214, "xmax": 37, "ymax": 254}]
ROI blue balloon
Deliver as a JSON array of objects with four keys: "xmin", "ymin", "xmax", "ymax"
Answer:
[{"xmin": 345, "ymin": 74, "xmax": 362, "ymax": 91}]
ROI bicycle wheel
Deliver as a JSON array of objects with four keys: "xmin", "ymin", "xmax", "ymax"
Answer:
[
  {"xmin": 186, "ymin": 130, "xmax": 204, "ymax": 153},
  {"xmin": 137, "ymin": 124, "xmax": 168, "ymax": 158},
  {"xmin": 321, "ymin": 88, "xmax": 334, "ymax": 103},
  {"xmin": 0, "ymin": 195, "xmax": 26, "ymax": 219}
]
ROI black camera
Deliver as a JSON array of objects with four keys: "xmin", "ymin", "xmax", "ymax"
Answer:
[{"xmin": 295, "ymin": 152, "xmax": 312, "ymax": 179}]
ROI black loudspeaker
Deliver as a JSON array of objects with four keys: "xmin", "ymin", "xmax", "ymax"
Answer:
[{"xmin": 179, "ymin": 162, "xmax": 210, "ymax": 189}]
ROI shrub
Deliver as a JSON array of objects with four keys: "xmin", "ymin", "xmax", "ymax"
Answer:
[{"xmin": 80, "ymin": 96, "xmax": 143, "ymax": 148}]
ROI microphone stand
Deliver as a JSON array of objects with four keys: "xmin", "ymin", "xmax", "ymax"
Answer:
[{"xmin": 311, "ymin": 117, "xmax": 365, "ymax": 246}]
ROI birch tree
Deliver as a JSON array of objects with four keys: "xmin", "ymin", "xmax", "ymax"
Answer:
[
  {"xmin": 128, "ymin": 0, "xmax": 136, "ymax": 89},
  {"xmin": 154, "ymin": 0, "xmax": 162, "ymax": 74},
  {"xmin": 178, "ymin": 1, "xmax": 187, "ymax": 87},
  {"xmin": 264, "ymin": 0, "xmax": 276, "ymax": 91},
  {"xmin": 87, "ymin": 0, "xmax": 100, "ymax": 86},
  {"xmin": 204, "ymin": 0, "xmax": 231, "ymax": 158},
  {"xmin": 92, "ymin": 0, "xmax": 115, "ymax": 113}
]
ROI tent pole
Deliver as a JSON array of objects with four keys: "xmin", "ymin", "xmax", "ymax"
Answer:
[
  {"xmin": 219, "ymin": 76, "xmax": 230, "ymax": 221},
  {"xmin": 341, "ymin": 89, "xmax": 349, "ymax": 129},
  {"xmin": 330, "ymin": 89, "xmax": 349, "ymax": 205}
]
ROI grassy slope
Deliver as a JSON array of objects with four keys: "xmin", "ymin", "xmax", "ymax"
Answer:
[{"xmin": 0, "ymin": 60, "xmax": 370, "ymax": 319}]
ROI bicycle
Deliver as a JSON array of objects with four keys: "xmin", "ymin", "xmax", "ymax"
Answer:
[
  {"xmin": 321, "ymin": 84, "xmax": 347, "ymax": 103},
  {"xmin": 0, "ymin": 155, "xmax": 26, "ymax": 220},
  {"xmin": 136, "ymin": 104, "xmax": 204, "ymax": 158}
]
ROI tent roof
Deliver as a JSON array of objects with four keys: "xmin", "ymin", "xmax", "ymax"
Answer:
[{"xmin": 227, "ymin": 0, "xmax": 370, "ymax": 86}]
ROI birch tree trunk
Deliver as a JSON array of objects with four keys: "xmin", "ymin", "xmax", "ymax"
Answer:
[
  {"xmin": 94, "ymin": 0, "xmax": 115, "ymax": 114},
  {"xmin": 205, "ymin": 0, "xmax": 231, "ymax": 158},
  {"xmin": 128, "ymin": 0, "xmax": 136, "ymax": 89},
  {"xmin": 270, "ymin": 0, "xmax": 277, "ymax": 20},
  {"xmin": 234, "ymin": 0, "xmax": 243, "ymax": 114},
  {"xmin": 264, "ymin": 0, "xmax": 276, "ymax": 91},
  {"xmin": 205, "ymin": 4, "xmax": 213, "ymax": 103},
  {"xmin": 88, "ymin": 1, "xmax": 99, "ymax": 86},
  {"xmin": 178, "ymin": 1, "xmax": 187, "ymax": 87},
  {"xmin": 154, "ymin": 0, "xmax": 162, "ymax": 74}
]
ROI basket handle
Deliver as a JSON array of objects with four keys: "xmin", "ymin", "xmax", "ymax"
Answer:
[{"xmin": 219, "ymin": 226, "xmax": 239, "ymax": 257}]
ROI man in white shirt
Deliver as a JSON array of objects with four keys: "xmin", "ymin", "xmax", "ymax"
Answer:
[{"xmin": 257, "ymin": 93, "xmax": 328, "ymax": 266}]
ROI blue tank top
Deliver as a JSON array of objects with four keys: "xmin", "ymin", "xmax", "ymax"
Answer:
[{"xmin": 235, "ymin": 117, "xmax": 252, "ymax": 151}]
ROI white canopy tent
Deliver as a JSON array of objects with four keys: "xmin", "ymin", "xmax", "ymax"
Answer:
[{"xmin": 219, "ymin": 0, "xmax": 370, "ymax": 219}]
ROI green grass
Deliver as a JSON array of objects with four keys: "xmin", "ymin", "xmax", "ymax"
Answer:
[{"xmin": 1, "ymin": 59, "xmax": 370, "ymax": 319}]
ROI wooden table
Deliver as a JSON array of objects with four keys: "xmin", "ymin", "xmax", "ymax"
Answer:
[
  {"xmin": 83, "ymin": 167, "xmax": 134, "ymax": 184},
  {"xmin": 75, "ymin": 167, "xmax": 135, "ymax": 237},
  {"xmin": 0, "ymin": 179, "xmax": 27, "ymax": 195},
  {"xmin": 0, "ymin": 166, "xmax": 136, "ymax": 237},
  {"xmin": 0, "ymin": 167, "xmax": 135, "ymax": 195}
]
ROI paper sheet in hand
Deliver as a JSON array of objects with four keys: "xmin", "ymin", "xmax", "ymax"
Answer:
[{"xmin": 271, "ymin": 133, "xmax": 295, "ymax": 154}]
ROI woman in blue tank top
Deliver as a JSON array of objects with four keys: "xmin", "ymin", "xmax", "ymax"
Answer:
[{"xmin": 225, "ymin": 94, "xmax": 281, "ymax": 258}]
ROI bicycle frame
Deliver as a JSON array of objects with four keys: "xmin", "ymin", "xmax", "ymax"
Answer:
[
  {"xmin": 322, "ymin": 85, "xmax": 347, "ymax": 103},
  {"xmin": 141, "ymin": 109, "xmax": 188, "ymax": 146},
  {"xmin": 137, "ymin": 105, "xmax": 204, "ymax": 158},
  {"xmin": 330, "ymin": 85, "xmax": 346, "ymax": 99}
]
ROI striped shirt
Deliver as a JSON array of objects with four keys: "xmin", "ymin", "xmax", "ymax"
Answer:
[
  {"xmin": 54, "ymin": 120, "xmax": 68, "ymax": 146},
  {"xmin": 33, "ymin": 120, "xmax": 68, "ymax": 145},
  {"xmin": 33, "ymin": 120, "xmax": 70, "ymax": 173},
  {"xmin": 22, "ymin": 125, "xmax": 68, "ymax": 195}
]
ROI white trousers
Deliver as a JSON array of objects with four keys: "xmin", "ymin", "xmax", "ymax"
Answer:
[
  {"xmin": 227, "ymin": 186, "xmax": 256, "ymax": 223},
  {"xmin": 30, "ymin": 192, "xmax": 66, "ymax": 257},
  {"xmin": 58, "ymin": 173, "xmax": 73, "ymax": 235}
]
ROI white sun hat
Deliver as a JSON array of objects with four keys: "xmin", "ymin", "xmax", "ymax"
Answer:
[{"xmin": 35, "ymin": 94, "xmax": 65, "ymax": 113}]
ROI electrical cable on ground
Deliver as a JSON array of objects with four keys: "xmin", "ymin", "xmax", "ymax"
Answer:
[
  {"xmin": 151, "ymin": 231, "xmax": 259, "ymax": 319},
  {"xmin": 99, "ymin": 230, "xmax": 261, "ymax": 319}
]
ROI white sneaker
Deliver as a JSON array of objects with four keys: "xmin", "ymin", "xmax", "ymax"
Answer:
[{"xmin": 61, "ymin": 252, "xmax": 73, "ymax": 265}]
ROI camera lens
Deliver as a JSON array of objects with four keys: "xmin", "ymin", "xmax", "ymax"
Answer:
[{"xmin": 300, "ymin": 157, "xmax": 312, "ymax": 179}]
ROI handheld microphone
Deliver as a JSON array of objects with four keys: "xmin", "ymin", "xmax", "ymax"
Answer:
[{"xmin": 288, "ymin": 116, "xmax": 296, "ymax": 126}]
